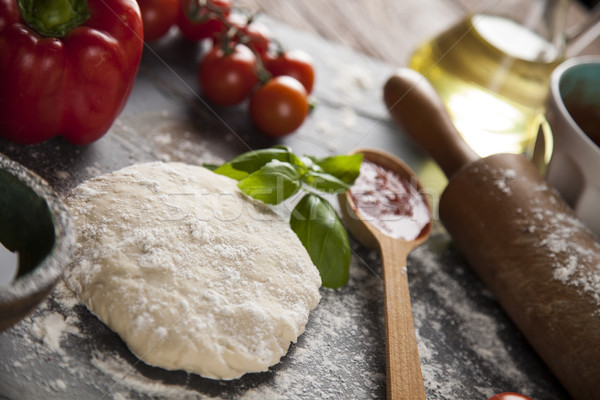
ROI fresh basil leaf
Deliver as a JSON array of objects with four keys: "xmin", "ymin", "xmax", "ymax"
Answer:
[
  {"xmin": 211, "ymin": 163, "xmax": 249, "ymax": 181},
  {"xmin": 228, "ymin": 148, "xmax": 295, "ymax": 173},
  {"xmin": 202, "ymin": 163, "xmax": 219, "ymax": 171},
  {"xmin": 288, "ymin": 152, "xmax": 308, "ymax": 175},
  {"xmin": 272, "ymin": 144, "xmax": 293, "ymax": 152},
  {"xmin": 290, "ymin": 193, "xmax": 350, "ymax": 288},
  {"xmin": 210, "ymin": 146, "xmax": 308, "ymax": 181},
  {"xmin": 238, "ymin": 161, "xmax": 301, "ymax": 204},
  {"xmin": 300, "ymin": 156, "xmax": 323, "ymax": 173},
  {"xmin": 302, "ymin": 170, "xmax": 350, "ymax": 193},
  {"xmin": 313, "ymin": 154, "xmax": 363, "ymax": 184}
]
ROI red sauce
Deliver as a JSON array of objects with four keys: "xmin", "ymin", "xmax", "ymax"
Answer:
[{"xmin": 349, "ymin": 160, "xmax": 430, "ymax": 241}]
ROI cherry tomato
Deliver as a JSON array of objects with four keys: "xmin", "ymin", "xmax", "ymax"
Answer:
[
  {"xmin": 177, "ymin": 0, "xmax": 232, "ymax": 41},
  {"xmin": 240, "ymin": 20, "xmax": 271, "ymax": 56},
  {"xmin": 249, "ymin": 76, "xmax": 309, "ymax": 137},
  {"xmin": 220, "ymin": 13, "xmax": 271, "ymax": 57},
  {"xmin": 488, "ymin": 393, "xmax": 534, "ymax": 400},
  {"xmin": 137, "ymin": 0, "xmax": 179, "ymax": 42},
  {"xmin": 198, "ymin": 44, "xmax": 258, "ymax": 106},
  {"xmin": 264, "ymin": 49, "xmax": 315, "ymax": 94}
]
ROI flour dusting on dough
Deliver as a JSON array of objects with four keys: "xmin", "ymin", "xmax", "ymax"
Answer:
[{"xmin": 63, "ymin": 162, "xmax": 321, "ymax": 380}]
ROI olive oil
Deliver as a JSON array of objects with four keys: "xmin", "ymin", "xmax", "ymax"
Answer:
[{"xmin": 410, "ymin": 14, "xmax": 563, "ymax": 157}]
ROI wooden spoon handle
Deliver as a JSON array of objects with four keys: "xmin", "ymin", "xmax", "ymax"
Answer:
[
  {"xmin": 383, "ymin": 68, "xmax": 479, "ymax": 179},
  {"xmin": 379, "ymin": 237, "xmax": 427, "ymax": 400}
]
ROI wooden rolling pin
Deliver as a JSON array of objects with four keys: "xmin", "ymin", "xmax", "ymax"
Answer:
[{"xmin": 383, "ymin": 68, "xmax": 600, "ymax": 400}]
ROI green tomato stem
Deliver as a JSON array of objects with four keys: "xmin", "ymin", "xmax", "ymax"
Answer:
[
  {"xmin": 17, "ymin": 0, "xmax": 89, "ymax": 38},
  {"xmin": 202, "ymin": 1, "xmax": 273, "ymax": 83},
  {"xmin": 187, "ymin": 0, "xmax": 212, "ymax": 23}
]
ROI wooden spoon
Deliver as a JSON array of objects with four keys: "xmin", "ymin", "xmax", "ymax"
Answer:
[{"xmin": 340, "ymin": 148, "xmax": 432, "ymax": 400}]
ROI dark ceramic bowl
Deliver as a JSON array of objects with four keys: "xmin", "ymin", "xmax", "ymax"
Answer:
[{"xmin": 0, "ymin": 154, "xmax": 74, "ymax": 331}]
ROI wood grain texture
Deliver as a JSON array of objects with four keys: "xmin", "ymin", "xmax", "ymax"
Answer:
[
  {"xmin": 340, "ymin": 148, "xmax": 432, "ymax": 400},
  {"xmin": 237, "ymin": 0, "xmax": 599, "ymax": 66},
  {"xmin": 379, "ymin": 236, "xmax": 427, "ymax": 400},
  {"xmin": 383, "ymin": 69, "xmax": 479, "ymax": 179},
  {"xmin": 236, "ymin": 0, "xmax": 464, "ymax": 66},
  {"xmin": 440, "ymin": 154, "xmax": 600, "ymax": 400}
]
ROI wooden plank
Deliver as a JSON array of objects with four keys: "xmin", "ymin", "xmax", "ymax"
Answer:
[
  {"xmin": 237, "ymin": 0, "xmax": 600, "ymax": 64},
  {"xmin": 236, "ymin": 0, "xmax": 465, "ymax": 66}
]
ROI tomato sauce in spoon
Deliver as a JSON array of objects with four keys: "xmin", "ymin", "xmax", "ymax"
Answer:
[{"xmin": 349, "ymin": 160, "xmax": 430, "ymax": 241}]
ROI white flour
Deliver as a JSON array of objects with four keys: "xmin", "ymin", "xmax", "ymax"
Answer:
[
  {"xmin": 29, "ymin": 312, "xmax": 79, "ymax": 354},
  {"xmin": 488, "ymin": 163, "xmax": 600, "ymax": 307},
  {"xmin": 534, "ymin": 204, "xmax": 600, "ymax": 307},
  {"xmin": 469, "ymin": 161, "xmax": 600, "ymax": 311}
]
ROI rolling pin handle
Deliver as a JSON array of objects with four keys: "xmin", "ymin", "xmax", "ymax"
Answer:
[{"xmin": 383, "ymin": 68, "xmax": 479, "ymax": 178}]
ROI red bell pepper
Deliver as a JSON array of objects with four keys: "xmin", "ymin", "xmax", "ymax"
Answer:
[{"xmin": 0, "ymin": 0, "xmax": 143, "ymax": 145}]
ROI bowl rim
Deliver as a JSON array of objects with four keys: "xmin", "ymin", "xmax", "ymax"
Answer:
[
  {"xmin": 549, "ymin": 55, "xmax": 600, "ymax": 158},
  {"xmin": 0, "ymin": 153, "xmax": 74, "ymax": 303}
]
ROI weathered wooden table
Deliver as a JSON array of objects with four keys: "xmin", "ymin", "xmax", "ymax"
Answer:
[
  {"xmin": 237, "ymin": 0, "xmax": 600, "ymax": 66},
  {"xmin": 1, "ymin": 1, "xmax": 598, "ymax": 399}
]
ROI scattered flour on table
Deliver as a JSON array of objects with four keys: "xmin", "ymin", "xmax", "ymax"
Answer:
[
  {"xmin": 153, "ymin": 131, "xmax": 173, "ymax": 146},
  {"xmin": 90, "ymin": 352, "xmax": 206, "ymax": 400},
  {"xmin": 150, "ymin": 130, "xmax": 222, "ymax": 165},
  {"xmin": 29, "ymin": 312, "xmax": 79, "ymax": 355},
  {"xmin": 114, "ymin": 116, "xmax": 224, "ymax": 166},
  {"xmin": 313, "ymin": 120, "xmax": 341, "ymax": 151},
  {"xmin": 1, "ymin": 281, "xmax": 84, "ymax": 394},
  {"xmin": 48, "ymin": 379, "xmax": 67, "ymax": 392},
  {"xmin": 330, "ymin": 63, "xmax": 375, "ymax": 102},
  {"xmin": 339, "ymin": 106, "xmax": 359, "ymax": 128},
  {"xmin": 410, "ymin": 246, "xmax": 536, "ymax": 399},
  {"xmin": 54, "ymin": 170, "xmax": 71, "ymax": 181},
  {"xmin": 84, "ymin": 164, "xmax": 103, "ymax": 177}
]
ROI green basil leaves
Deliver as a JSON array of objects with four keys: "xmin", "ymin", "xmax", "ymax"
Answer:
[
  {"xmin": 290, "ymin": 194, "xmax": 350, "ymax": 288},
  {"xmin": 208, "ymin": 146, "xmax": 362, "ymax": 288},
  {"xmin": 237, "ymin": 160, "xmax": 301, "ymax": 205},
  {"xmin": 308, "ymin": 154, "xmax": 363, "ymax": 184}
]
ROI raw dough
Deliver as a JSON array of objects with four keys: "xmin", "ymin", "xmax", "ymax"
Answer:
[{"xmin": 63, "ymin": 162, "xmax": 321, "ymax": 379}]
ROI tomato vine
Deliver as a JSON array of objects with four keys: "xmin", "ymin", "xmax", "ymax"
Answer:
[{"xmin": 137, "ymin": 0, "xmax": 316, "ymax": 137}]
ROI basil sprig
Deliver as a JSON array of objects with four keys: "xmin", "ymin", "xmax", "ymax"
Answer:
[
  {"xmin": 207, "ymin": 146, "xmax": 362, "ymax": 288},
  {"xmin": 237, "ymin": 160, "xmax": 302, "ymax": 205},
  {"xmin": 290, "ymin": 194, "xmax": 351, "ymax": 288}
]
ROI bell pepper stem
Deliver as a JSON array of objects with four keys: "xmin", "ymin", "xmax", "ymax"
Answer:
[{"xmin": 17, "ymin": 0, "xmax": 90, "ymax": 38}]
